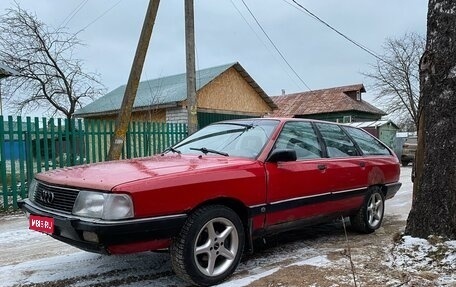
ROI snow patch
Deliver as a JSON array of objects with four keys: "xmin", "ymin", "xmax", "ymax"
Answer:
[
  {"xmin": 389, "ymin": 235, "xmax": 456, "ymax": 285},
  {"xmin": 217, "ymin": 267, "xmax": 280, "ymax": 287},
  {"xmin": 0, "ymin": 214, "xmax": 24, "ymax": 221},
  {"xmin": 0, "ymin": 251, "xmax": 171, "ymax": 287},
  {"xmin": 0, "ymin": 228, "xmax": 45, "ymax": 246},
  {"xmin": 289, "ymin": 255, "xmax": 331, "ymax": 267}
]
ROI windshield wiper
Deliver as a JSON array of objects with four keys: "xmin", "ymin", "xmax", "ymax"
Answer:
[
  {"xmin": 222, "ymin": 122, "xmax": 254, "ymax": 129},
  {"xmin": 162, "ymin": 147, "xmax": 181, "ymax": 155},
  {"xmin": 190, "ymin": 147, "xmax": 229, "ymax": 157}
]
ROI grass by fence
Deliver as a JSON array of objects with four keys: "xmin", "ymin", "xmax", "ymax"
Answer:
[{"xmin": 0, "ymin": 115, "xmax": 187, "ymax": 210}]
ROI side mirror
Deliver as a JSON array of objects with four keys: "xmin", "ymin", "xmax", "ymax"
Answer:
[{"xmin": 267, "ymin": 149, "xmax": 297, "ymax": 163}]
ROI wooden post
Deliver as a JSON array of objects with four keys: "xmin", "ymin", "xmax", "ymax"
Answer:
[
  {"xmin": 107, "ymin": 0, "xmax": 160, "ymax": 160},
  {"xmin": 0, "ymin": 82, "xmax": 3, "ymax": 116},
  {"xmin": 185, "ymin": 0, "xmax": 198, "ymax": 135}
]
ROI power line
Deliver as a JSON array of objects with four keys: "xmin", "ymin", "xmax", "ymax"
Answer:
[
  {"xmin": 284, "ymin": 0, "xmax": 383, "ymax": 62},
  {"xmin": 239, "ymin": 0, "xmax": 312, "ymax": 91},
  {"xmin": 229, "ymin": 0, "xmax": 302, "ymax": 90},
  {"xmin": 283, "ymin": 0, "xmax": 419, "ymax": 91},
  {"xmin": 79, "ymin": 0, "xmax": 123, "ymax": 32},
  {"xmin": 58, "ymin": 0, "xmax": 89, "ymax": 29}
]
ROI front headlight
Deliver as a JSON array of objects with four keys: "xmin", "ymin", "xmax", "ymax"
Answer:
[
  {"xmin": 28, "ymin": 179, "xmax": 38, "ymax": 201},
  {"xmin": 72, "ymin": 191, "xmax": 134, "ymax": 220}
]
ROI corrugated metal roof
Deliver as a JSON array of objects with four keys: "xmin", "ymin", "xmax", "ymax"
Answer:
[
  {"xmin": 271, "ymin": 84, "xmax": 385, "ymax": 117},
  {"xmin": 345, "ymin": 120, "xmax": 399, "ymax": 129},
  {"xmin": 75, "ymin": 62, "xmax": 276, "ymax": 117}
]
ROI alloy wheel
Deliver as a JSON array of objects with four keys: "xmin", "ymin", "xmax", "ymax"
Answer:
[
  {"xmin": 367, "ymin": 193, "xmax": 384, "ymax": 227},
  {"xmin": 193, "ymin": 217, "xmax": 239, "ymax": 277}
]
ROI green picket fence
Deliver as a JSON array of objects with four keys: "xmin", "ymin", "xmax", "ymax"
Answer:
[{"xmin": 0, "ymin": 115, "xmax": 187, "ymax": 210}]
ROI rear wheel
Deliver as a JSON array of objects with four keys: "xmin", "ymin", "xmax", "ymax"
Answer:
[
  {"xmin": 401, "ymin": 160, "xmax": 410, "ymax": 167},
  {"xmin": 350, "ymin": 187, "xmax": 385, "ymax": 234},
  {"xmin": 170, "ymin": 205, "xmax": 245, "ymax": 286}
]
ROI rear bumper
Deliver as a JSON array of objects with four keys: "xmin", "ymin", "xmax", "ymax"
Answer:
[
  {"xmin": 401, "ymin": 155, "xmax": 414, "ymax": 162},
  {"xmin": 384, "ymin": 182, "xmax": 402, "ymax": 200},
  {"xmin": 18, "ymin": 199, "xmax": 187, "ymax": 254}
]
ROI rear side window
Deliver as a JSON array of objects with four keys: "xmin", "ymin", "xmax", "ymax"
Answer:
[
  {"xmin": 274, "ymin": 121, "xmax": 323, "ymax": 159},
  {"xmin": 315, "ymin": 123, "xmax": 358, "ymax": 157},
  {"xmin": 343, "ymin": 126, "xmax": 391, "ymax": 156}
]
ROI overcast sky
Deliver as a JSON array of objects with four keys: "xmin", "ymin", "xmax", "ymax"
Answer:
[{"xmin": 0, "ymin": 0, "xmax": 427, "ymax": 112}]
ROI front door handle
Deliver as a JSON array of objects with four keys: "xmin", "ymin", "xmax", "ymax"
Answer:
[
  {"xmin": 359, "ymin": 161, "xmax": 366, "ymax": 167},
  {"xmin": 317, "ymin": 164, "xmax": 327, "ymax": 171}
]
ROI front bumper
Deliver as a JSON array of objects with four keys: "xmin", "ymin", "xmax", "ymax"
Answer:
[{"xmin": 18, "ymin": 199, "xmax": 187, "ymax": 254}]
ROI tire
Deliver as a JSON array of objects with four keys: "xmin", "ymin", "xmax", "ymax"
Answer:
[
  {"xmin": 350, "ymin": 187, "xmax": 385, "ymax": 234},
  {"xmin": 401, "ymin": 161, "xmax": 409, "ymax": 167},
  {"xmin": 170, "ymin": 205, "xmax": 245, "ymax": 286}
]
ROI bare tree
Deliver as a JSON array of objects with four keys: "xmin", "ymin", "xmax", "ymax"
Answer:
[
  {"xmin": 0, "ymin": 5, "xmax": 104, "ymax": 118},
  {"xmin": 405, "ymin": 0, "xmax": 456, "ymax": 239},
  {"xmin": 364, "ymin": 33, "xmax": 425, "ymax": 131}
]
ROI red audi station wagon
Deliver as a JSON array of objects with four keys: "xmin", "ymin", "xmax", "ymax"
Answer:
[{"xmin": 19, "ymin": 118, "xmax": 401, "ymax": 286}]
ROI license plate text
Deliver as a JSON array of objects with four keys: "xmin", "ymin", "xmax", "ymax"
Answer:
[{"xmin": 29, "ymin": 215, "xmax": 54, "ymax": 234}]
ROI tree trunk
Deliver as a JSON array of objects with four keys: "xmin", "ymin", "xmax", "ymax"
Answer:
[{"xmin": 405, "ymin": 0, "xmax": 456, "ymax": 239}]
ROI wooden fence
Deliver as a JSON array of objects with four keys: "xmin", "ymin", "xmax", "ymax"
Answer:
[{"xmin": 0, "ymin": 116, "xmax": 187, "ymax": 210}]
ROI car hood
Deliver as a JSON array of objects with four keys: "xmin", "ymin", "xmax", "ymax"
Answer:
[{"xmin": 35, "ymin": 154, "xmax": 255, "ymax": 191}]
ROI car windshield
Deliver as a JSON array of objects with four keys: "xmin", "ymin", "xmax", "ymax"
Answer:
[{"xmin": 171, "ymin": 119, "xmax": 279, "ymax": 158}]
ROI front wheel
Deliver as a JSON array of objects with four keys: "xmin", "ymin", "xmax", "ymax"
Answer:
[
  {"xmin": 170, "ymin": 205, "xmax": 245, "ymax": 286},
  {"xmin": 350, "ymin": 187, "xmax": 385, "ymax": 234}
]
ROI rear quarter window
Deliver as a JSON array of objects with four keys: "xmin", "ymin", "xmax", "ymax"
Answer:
[{"xmin": 343, "ymin": 126, "xmax": 391, "ymax": 156}]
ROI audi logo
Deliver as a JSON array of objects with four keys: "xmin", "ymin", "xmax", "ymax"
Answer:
[{"xmin": 40, "ymin": 189, "xmax": 55, "ymax": 204}]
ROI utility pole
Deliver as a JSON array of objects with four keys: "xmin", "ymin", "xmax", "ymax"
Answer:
[
  {"xmin": 185, "ymin": 0, "xmax": 198, "ymax": 135},
  {"xmin": 107, "ymin": 0, "xmax": 160, "ymax": 160}
]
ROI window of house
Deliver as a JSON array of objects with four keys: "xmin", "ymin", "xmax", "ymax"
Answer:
[{"xmin": 342, "ymin": 116, "xmax": 352, "ymax": 123}]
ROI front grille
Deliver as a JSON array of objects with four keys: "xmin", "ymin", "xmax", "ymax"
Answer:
[{"xmin": 34, "ymin": 182, "xmax": 80, "ymax": 213}]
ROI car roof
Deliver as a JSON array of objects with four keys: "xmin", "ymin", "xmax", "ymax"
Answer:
[{"xmin": 216, "ymin": 117, "xmax": 355, "ymax": 127}]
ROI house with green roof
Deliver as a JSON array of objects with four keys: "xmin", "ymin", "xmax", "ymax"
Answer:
[{"xmin": 75, "ymin": 63, "xmax": 277, "ymax": 128}]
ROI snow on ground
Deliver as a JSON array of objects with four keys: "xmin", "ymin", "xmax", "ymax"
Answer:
[
  {"xmin": 391, "ymin": 236, "xmax": 456, "ymax": 272},
  {"xmin": 290, "ymin": 255, "xmax": 332, "ymax": 267},
  {"xmin": 384, "ymin": 168, "xmax": 456, "ymax": 285},
  {"xmin": 388, "ymin": 235, "xmax": 456, "ymax": 285},
  {"xmin": 385, "ymin": 166, "xmax": 413, "ymax": 220},
  {"xmin": 1, "ymin": 167, "xmax": 455, "ymax": 286}
]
